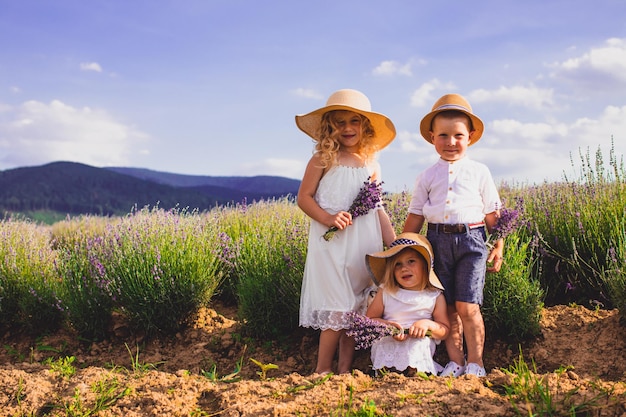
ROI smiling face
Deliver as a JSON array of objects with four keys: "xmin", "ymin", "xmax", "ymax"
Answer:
[
  {"xmin": 430, "ymin": 112, "xmax": 474, "ymax": 162},
  {"xmin": 391, "ymin": 248, "xmax": 428, "ymax": 291},
  {"xmin": 330, "ymin": 110, "xmax": 363, "ymax": 151}
]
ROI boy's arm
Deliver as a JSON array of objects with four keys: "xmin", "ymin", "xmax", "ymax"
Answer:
[
  {"xmin": 403, "ymin": 213, "xmax": 425, "ymax": 234},
  {"xmin": 485, "ymin": 211, "xmax": 504, "ymax": 272}
]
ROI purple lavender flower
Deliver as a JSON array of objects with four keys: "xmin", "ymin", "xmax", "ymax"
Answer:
[
  {"xmin": 491, "ymin": 207, "xmax": 521, "ymax": 241},
  {"xmin": 344, "ymin": 311, "xmax": 429, "ymax": 350},
  {"xmin": 323, "ymin": 179, "xmax": 384, "ymax": 241}
]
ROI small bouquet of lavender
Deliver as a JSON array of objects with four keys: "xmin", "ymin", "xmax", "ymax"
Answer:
[
  {"xmin": 344, "ymin": 311, "xmax": 430, "ymax": 350},
  {"xmin": 487, "ymin": 206, "xmax": 521, "ymax": 249},
  {"xmin": 323, "ymin": 178, "xmax": 384, "ymax": 241}
]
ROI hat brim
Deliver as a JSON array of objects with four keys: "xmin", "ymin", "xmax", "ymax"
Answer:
[
  {"xmin": 296, "ymin": 105, "xmax": 396, "ymax": 151},
  {"xmin": 366, "ymin": 240, "xmax": 443, "ymax": 291},
  {"xmin": 420, "ymin": 109, "xmax": 484, "ymax": 146}
]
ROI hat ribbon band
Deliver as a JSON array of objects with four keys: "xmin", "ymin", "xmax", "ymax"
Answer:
[
  {"xmin": 390, "ymin": 238, "xmax": 419, "ymax": 247},
  {"xmin": 434, "ymin": 103, "xmax": 471, "ymax": 112}
]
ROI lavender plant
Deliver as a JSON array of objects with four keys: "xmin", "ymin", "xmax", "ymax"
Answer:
[
  {"xmin": 104, "ymin": 206, "xmax": 225, "ymax": 336},
  {"xmin": 0, "ymin": 217, "xmax": 63, "ymax": 333},
  {"xmin": 483, "ymin": 233, "xmax": 543, "ymax": 340},
  {"xmin": 218, "ymin": 197, "xmax": 308, "ymax": 338},
  {"xmin": 56, "ymin": 235, "xmax": 115, "ymax": 340},
  {"xmin": 385, "ymin": 189, "xmax": 411, "ymax": 237},
  {"xmin": 514, "ymin": 140, "xmax": 626, "ymax": 310}
]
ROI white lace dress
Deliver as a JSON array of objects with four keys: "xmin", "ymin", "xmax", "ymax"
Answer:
[
  {"xmin": 299, "ymin": 163, "xmax": 384, "ymax": 330},
  {"xmin": 370, "ymin": 287, "xmax": 442, "ymax": 374}
]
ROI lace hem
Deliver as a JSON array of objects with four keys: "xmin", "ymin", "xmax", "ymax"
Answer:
[{"xmin": 300, "ymin": 310, "xmax": 351, "ymax": 331}]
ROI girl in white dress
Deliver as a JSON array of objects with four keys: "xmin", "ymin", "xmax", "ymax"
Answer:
[
  {"xmin": 365, "ymin": 232, "xmax": 450, "ymax": 376},
  {"xmin": 296, "ymin": 89, "xmax": 397, "ymax": 375}
]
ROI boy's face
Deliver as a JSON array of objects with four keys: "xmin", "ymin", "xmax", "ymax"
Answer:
[{"xmin": 430, "ymin": 114, "xmax": 474, "ymax": 162}]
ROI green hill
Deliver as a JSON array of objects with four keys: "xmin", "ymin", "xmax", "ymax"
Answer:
[{"xmin": 0, "ymin": 161, "xmax": 300, "ymax": 219}]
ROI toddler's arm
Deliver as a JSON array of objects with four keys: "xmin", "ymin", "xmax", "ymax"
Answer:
[{"xmin": 407, "ymin": 294, "xmax": 450, "ymax": 340}]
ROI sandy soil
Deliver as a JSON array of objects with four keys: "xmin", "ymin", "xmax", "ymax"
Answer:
[{"xmin": 1, "ymin": 303, "xmax": 625, "ymax": 416}]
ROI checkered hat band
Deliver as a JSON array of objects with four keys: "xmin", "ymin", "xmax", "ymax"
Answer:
[
  {"xmin": 390, "ymin": 238, "xmax": 418, "ymax": 247},
  {"xmin": 388, "ymin": 238, "xmax": 434, "ymax": 270}
]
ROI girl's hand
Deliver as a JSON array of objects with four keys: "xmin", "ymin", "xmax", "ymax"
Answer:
[
  {"xmin": 329, "ymin": 211, "xmax": 353, "ymax": 230},
  {"xmin": 407, "ymin": 320, "xmax": 431, "ymax": 338},
  {"xmin": 389, "ymin": 322, "xmax": 407, "ymax": 341}
]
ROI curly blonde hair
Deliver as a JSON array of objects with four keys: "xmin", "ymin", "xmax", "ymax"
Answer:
[{"xmin": 314, "ymin": 111, "xmax": 378, "ymax": 169}]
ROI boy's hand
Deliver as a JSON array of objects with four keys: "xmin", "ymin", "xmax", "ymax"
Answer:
[{"xmin": 487, "ymin": 238, "xmax": 504, "ymax": 272}]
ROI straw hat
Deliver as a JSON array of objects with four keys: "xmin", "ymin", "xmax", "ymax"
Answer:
[
  {"xmin": 419, "ymin": 93, "xmax": 484, "ymax": 145},
  {"xmin": 295, "ymin": 89, "xmax": 396, "ymax": 150},
  {"xmin": 366, "ymin": 232, "xmax": 443, "ymax": 290}
]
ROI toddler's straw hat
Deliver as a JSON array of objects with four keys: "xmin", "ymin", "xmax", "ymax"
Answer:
[
  {"xmin": 366, "ymin": 232, "xmax": 444, "ymax": 290},
  {"xmin": 419, "ymin": 93, "xmax": 484, "ymax": 145},
  {"xmin": 295, "ymin": 89, "xmax": 396, "ymax": 150}
]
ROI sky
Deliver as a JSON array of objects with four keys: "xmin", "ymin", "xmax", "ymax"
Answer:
[{"xmin": 1, "ymin": 0, "xmax": 626, "ymax": 193}]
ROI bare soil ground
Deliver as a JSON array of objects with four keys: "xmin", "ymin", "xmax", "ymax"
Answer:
[{"xmin": 1, "ymin": 303, "xmax": 625, "ymax": 416}]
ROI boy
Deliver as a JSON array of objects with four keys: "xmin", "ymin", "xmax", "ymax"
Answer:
[{"xmin": 403, "ymin": 94, "xmax": 504, "ymax": 377}]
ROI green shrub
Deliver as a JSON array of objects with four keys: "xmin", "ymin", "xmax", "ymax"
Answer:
[
  {"xmin": 220, "ymin": 198, "xmax": 308, "ymax": 338},
  {"xmin": 514, "ymin": 141, "xmax": 626, "ymax": 309},
  {"xmin": 483, "ymin": 233, "xmax": 543, "ymax": 341},
  {"xmin": 56, "ymin": 235, "xmax": 115, "ymax": 341},
  {"xmin": 105, "ymin": 206, "xmax": 224, "ymax": 336},
  {"xmin": 0, "ymin": 218, "xmax": 63, "ymax": 333}
]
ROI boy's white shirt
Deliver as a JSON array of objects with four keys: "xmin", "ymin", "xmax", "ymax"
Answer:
[{"xmin": 407, "ymin": 157, "xmax": 501, "ymax": 224}]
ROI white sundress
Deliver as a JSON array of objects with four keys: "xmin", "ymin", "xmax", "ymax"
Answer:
[
  {"xmin": 299, "ymin": 163, "xmax": 384, "ymax": 331},
  {"xmin": 370, "ymin": 287, "xmax": 442, "ymax": 374}
]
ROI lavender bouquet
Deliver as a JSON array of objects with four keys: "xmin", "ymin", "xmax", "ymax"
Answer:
[
  {"xmin": 323, "ymin": 178, "xmax": 384, "ymax": 241},
  {"xmin": 344, "ymin": 311, "xmax": 430, "ymax": 350},
  {"xmin": 487, "ymin": 207, "xmax": 522, "ymax": 249}
]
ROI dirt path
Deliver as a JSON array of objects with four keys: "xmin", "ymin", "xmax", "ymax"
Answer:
[{"xmin": 1, "ymin": 304, "xmax": 625, "ymax": 416}]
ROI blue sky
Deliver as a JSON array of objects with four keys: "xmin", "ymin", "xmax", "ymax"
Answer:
[{"xmin": 1, "ymin": 0, "xmax": 626, "ymax": 192}]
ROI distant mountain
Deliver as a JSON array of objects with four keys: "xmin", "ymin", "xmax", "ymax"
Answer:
[
  {"xmin": 0, "ymin": 161, "xmax": 301, "ymax": 218},
  {"xmin": 105, "ymin": 167, "xmax": 301, "ymax": 195}
]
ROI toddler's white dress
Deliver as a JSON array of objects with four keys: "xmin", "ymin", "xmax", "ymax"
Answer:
[
  {"xmin": 371, "ymin": 287, "xmax": 442, "ymax": 374},
  {"xmin": 299, "ymin": 163, "xmax": 384, "ymax": 330}
]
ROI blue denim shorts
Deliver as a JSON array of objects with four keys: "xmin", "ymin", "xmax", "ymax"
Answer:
[{"xmin": 426, "ymin": 227, "xmax": 487, "ymax": 305}]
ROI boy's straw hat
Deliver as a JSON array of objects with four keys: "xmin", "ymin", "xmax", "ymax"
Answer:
[
  {"xmin": 366, "ymin": 232, "xmax": 444, "ymax": 290},
  {"xmin": 419, "ymin": 93, "xmax": 484, "ymax": 145},
  {"xmin": 295, "ymin": 89, "xmax": 396, "ymax": 150}
]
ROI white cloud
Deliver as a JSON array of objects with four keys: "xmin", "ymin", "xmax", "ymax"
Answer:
[
  {"xmin": 291, "ymin": 88, "xmax": 324, "ymax": 100},
  {"xmin": 239, "ymin": 157, "xmax": 304, "ymax": 179},
  {"xmin": 469, "ymin": 85, "xmax": 555, "ymax": 110},
  {"xmin": 0, "ymin": 100, "xmax": 149, "ymax": 169},
  {"xmin": 571, "ymin": 105, "xmax": 626, "ymax": 152},
  {"xmin": 410, "ymin": 79, "xmax": 456, "ymax": 108},
  {"xmin": 549, "ymin": 37, "xmax": 626, "ymax": 84},
  {"xmin": 372, "ymin": 60, "xmax": 412, "ymax": 76},
  {"xmin": 490, "ymin": 118, "xmax": 568, "ymax": 147},
  {"xmin": 395, "ymin": 130, "xmax": 421, "ymax": 152},
  {"xmin": 80, "ymin": 62, "xmax": 103, "ymax": 72}
]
